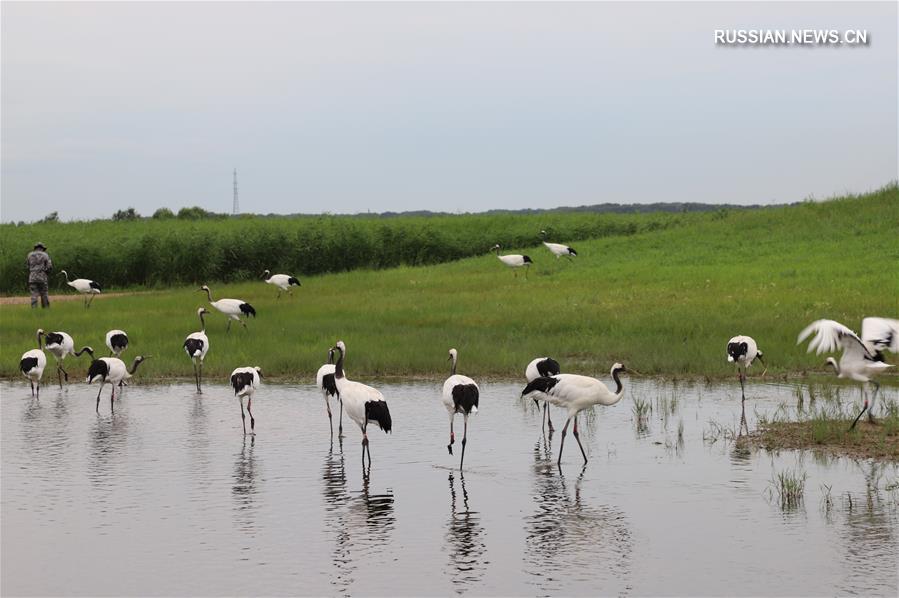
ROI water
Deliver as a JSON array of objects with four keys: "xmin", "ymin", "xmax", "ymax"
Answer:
[{"xmin": 2, "ymin": 379, "xmax": 897, "ymax": 596}]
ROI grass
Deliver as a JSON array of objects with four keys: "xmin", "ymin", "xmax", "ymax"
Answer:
[
  {"xmin": 0, "ymin": 210, "xmax": 685, "ymax": 292},
  {"xmin": 768, "ymin": 468, "xmax": 807, "ymax": 509},
  {"xmin": 749, "ymin": 400, "xmax": 899, "ymax": 461},
  {"xmin": 1, "ymin": 184, "xmax": 897, "ymax": 382}
]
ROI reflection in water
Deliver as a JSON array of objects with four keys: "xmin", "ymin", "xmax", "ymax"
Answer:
[
  {"xmin": 444, "ymin": 473, "xmax": 487, "ymax": 593},
  {"xmin": 88, "ymin": 413, "xmax": 130, "ymax": 489},
  {"xmin": 524, "ymin": 438, "xmax": 633, "ymax": 594},
  {"xmin": 321, "ymin": 438, "xmax": 396, "ymax": 596},
  {"xmin": 232, "ymin": 436, "xmax": 259, "ymax": 533},
  {"xmin": 322, "ymin": 439, "xmax": 353, "ymax": 595}
]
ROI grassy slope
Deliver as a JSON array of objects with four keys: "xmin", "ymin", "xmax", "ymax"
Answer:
[{"xmin": 1, "ymin": 186, "xmax": 897, "ymax": 381}]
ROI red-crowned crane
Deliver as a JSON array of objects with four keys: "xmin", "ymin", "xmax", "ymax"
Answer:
[
  {"xmin": 60, "ymin": 270, "xmax": 101, "ymax": 307},
  {"xmin": 526, "ymin": 357, "xmax": 561, "ymax": 433},
  {"xmin": 540, "ymin": 230, "xmax": 577, "ymax": 260},
  {"xmin": 491, "ymin": 244, "xmax": 532, "ymax": 279},
  {"xmin": 199, "ymin": 285, "xmax": 256, "ymax": 332},
  {"xmin": 798, "ymin": 318, "xmax": 898, "ymax": 428},
  {"xmin": 522, "ymin": 363, "xmax": 627, "ymax": 468},
  {"xmin": 184, "ymin": 308, "xmax": 210, "ymax": 393},
  {"xmin": 330, "ymin": 340, "xmax": 392, "ymax": 469},
  {"xmin": 20, "ymin": 329, "xmax": 47, "ymax": 398},
  {"xmin": 106, "ymin": 329, "xmax": 128, "ymax": 357},
  {"xmin": 86, "ymin": 356, "xmax": 149, "ymax": 412},
  {"xmin": 262, "ymin": 270, "xmax": 301, "ymax": 299},
  {"xmin": 316, "ymin": 348, "xmax": 343, "ymax": 438},
  {"xmin": 442, "ymin": 348, "xmax": 480, "ymax": 470},
  {"xmin": 230, "ymin": 366, "xmax": 262, "ymax": 434},
  {"xmin": 41, "ymin": 329, "xmax": 94, "ymax": 387},
  {"xmin": 726, "ymin": 335, "xmax": 765, "ymax": 434}
]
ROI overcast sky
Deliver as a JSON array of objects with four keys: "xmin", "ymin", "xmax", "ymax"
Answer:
[{"xmin": 2, "ymin": 2, "xmax": 896, "ymax": 222}]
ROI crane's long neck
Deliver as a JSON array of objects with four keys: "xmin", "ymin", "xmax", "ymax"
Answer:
[
  {"xmin": 203, "ymin": 287, "xmax": 214, "ymax": 302},
  {"xmin": 334, "ymin": 348, "xmax": 345, "ymax": 379},
  {"xmin": 74, "ymin": 346, "xmax": 94, "ymax": 358},
  {"xmin": 36, "ymin": 330, "xmax": 43, "ymax": 349},
  {"xmin": 128, "ymin": 358, "xmax": 145, "ymax": 376},
  {"xmin": 612, "ymin": 368, "xmax": 624, "ymax": 396},
  {"xmin": 61, "ymin": 270, "xmax": 71, "ymax": 283},
  {"xmin": 199, "ymin": 311, "xmax": 206, "ymax": 332},
  {"xmin": 451, "ymin": 356, "xmax": 457, "ymax": 376}
]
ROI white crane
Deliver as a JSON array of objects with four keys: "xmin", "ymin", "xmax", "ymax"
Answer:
[
  {"xmin": 798, "ymin": 318, "xmax": 898, "ymax": 428},
  {"xmin": 491, "ymin": 244, "xmax": 533, "ymax": 279},
  {"xmin": 330, "ymin": 340, "xmax": 392, "ymax": 468},
  {"xmin": 521, "ymin": 363, "xmax": 627, "ymax": 467},
  {"xmin": 726, "ymin": 335, "xmax": 766, "ymax": 400},
  {"xmin": 526, "ymin": 357, "xmax": 561, "ymax": 433},
  {"xmin": 86, "ymin": 355, "xmax": 149, "ymax": 412},
  {"xmin": 20, "ymin": 329, "xmax": 47, "ymax": 398},
  {"xmin": 262, "ymin": 270, "xmax": 301, "ymax": 299},
  {"xmin": 183, "ymin": 308, "xmax": 210, "ymax": 393},
  {"xmin": 106, "ymin": 329, "xmax": 129, "ymax": 357},
  {"xmin": 41, "ymin": 329, "xmax": 94, "ymax": 388},
  {"xmin": 60, "ymin": 270, "xmax": 102, "ymax": 307},
  {"xmin": 442, "ymin": 348, "xmax": 480, "ymax": 469},
  {"xmin": 726, "ymin": 335, "xmax": 765, "ymax": 435},
  {"xmin": 316, "ymin": 348, "xmax": 343, "ymax": 438},
  {"xmin": 540, "ymin": 230, "xmax": 577, "ymax": 260},
  {"xmin": 199, "ymin": 285, "xmax": 256, "ymax": 332},
  {"xmin": 230, "ymin": 366, "xmax": 263, "ymax": 434}
]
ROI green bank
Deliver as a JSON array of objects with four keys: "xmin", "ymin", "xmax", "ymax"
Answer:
[{"xmin": 1, "ymin": 185, "xmax": 896, "ymax": 382}]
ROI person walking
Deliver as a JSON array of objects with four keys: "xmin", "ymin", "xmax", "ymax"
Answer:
[{"xmin": 26, "ymin": 242, "xmax": 53, "ymax": 309}]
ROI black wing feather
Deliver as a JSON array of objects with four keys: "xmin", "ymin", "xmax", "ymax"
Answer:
[
  {"xmin": 20, "ymin": 357, "xmax": 38, "ymax": 374},
  {"xmin": 321, "ymin": 373, "xmax": 338, "ymax": 397},
  {"xmin": 89, "ymin": 280, "xmax": 102, "ymax": 291},
  {"xmin": 451, "ymin": 384, "xmax": 479, "ymax": 415},
  {"xmin": 86, "ymin": 359, "xmax": 109, "ymax": 383},
  {"xmin": 521, "ymin": 376, "xmax": 559, "ymax": 397},
  {"xmin": 183, "ymin": 338, "xmax": 205, "ymax": 358},
  {"xmin": 231, "ymin": 371, "xmax": 254, "ymax": 394},
  {"xmin": 536, "ymin": 358, "xmax": 561, "ymax": 377},
  {"xmin": 240, "ymin": 303, "xmax": 256, "ymax": 317},
  {"xmin": 365, "ymin": 401, "xmax": 392, "ymax": 433}
]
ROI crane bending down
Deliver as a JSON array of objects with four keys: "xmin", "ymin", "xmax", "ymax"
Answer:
[
  {"xmin": 262, "ymin": 270, "xmax": 301, "ymax": 299},
  {"xmin": 539, "ymin": 230, "xmax": 577, "ymax": 260},
  {"xmin": 442, "ymin": 348, "xmax": 480, "ymax": 469},
  {"xmin": 60, "ymin": 270, "xmax": 102, "ymax": 307},
  {"xmin": 726, "ymin": 335, "xmax": 765, "ymax": 434},
  {"xmin": 86, "ymin": 356, "xmax": 149, "ymax": 413},
  {"xmin": 316, "ymin": 349, "xmax": 343, "ymax": 438},
  {"xmin": 199, "ymin": 285, "xmax": 256, "ymax": 332},
  {"xmin": 331, "ymin": 340, "xmax": 392, "ymax": 469},
  {"xmin": 41, "ymin": 329, "xmax": 94, "ymax": 388},
  {"xmin": 522, "ymin": 363, "xmax": 627, "ymax": 467},
  {"xmin": 526, "ymin": 357, "xmax": 561, "ymax": 433},
  {"xmin": 798, "ymin": 318, "xmax": 897, "ymax": 428},
  {"xmin": 184, "ymin": 308, "xmax": 210, "ymax": 393},
  {"xmin": 230, "ymin": 366, "xmax": 262, "ymax": 434},
  {"xmin": 20, "ymin": 329, "xmax": 47, "ymax": 398},
  {"xmin": 491, "ymin": 244, "xmax": 532, "ymax": 279}
]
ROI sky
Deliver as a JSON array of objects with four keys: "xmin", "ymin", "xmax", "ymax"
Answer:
[{"xmin": 1, "ymin": 1, "xmax": 896, "ymax": 222}]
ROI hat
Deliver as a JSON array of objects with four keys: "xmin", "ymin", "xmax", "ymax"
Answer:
[{"xmin": 33, "ymin": 242, "xmax": 46, "ymax": 250}]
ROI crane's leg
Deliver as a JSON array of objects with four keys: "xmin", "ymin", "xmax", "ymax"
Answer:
[
  {"xmin": 277, "ymin": 290, "xmax": 282, "ymax": 300},
  {"xmin": 448, "ymin": 416, "xmax": 455, "ymax": 455},
  {"xmin": 240, "ymin": 318, "xmax": 248, "ymax": 330},
  {"xmin": 558, "ymin": 415, "xmax": 574, "ymax": 467},
  {"xmin": 739, "ymin": 369, "xmax": 746, "ymax": 401},
  {"xmin": 338, "ymin": 398, "xmax": 344, "ymax": 437},
  {"xmin": 460, "ymin": 415, "xmax": 469, "ymax": 470},
  {"xmin": 572, "ymin": 414, "xmax": 588, "ymax": 464},
  {"xmin": 362, "ymin": 425, "xmax": 370, "ymax": 468},
  {"xmin": 36, "ymin": 380, "xmax": 40, "ymax": 400},
  {"xmin": 325, "ymin": 395, "xmax": 333, "ymax": 438},
  {"xmin": 240, "ymin": 398, "xmax": 247, "ymax": 434},
  {"xmin": 96, "ymin": 382, "xmax": 103, "ymax": 411},
  {"xmin": 247, "ymin": 398, "xmax": 255, "ymax": 434},
  {"xmin": 524, "ymin": 265, "xmax": 530, "ymax": 280},
  {"xmin": 868, "ymin": 381, "xmax": 880, "ymax": 423},
  {"xmin": 30, "ymin": 380, "xmax": 35, "ymax": 397},
  {"xmin": 226, "ymin": 319, "xmax": 233, "ymax": 334},
  {"xmin": 849, "ymin": 385, "xmax": 868, "ymax": 431},
  {"xmin": 57, "ymin": 365, "xmax": 63, "ymax": 388},
  {"xmin": 198, "ymin": 361, "xmax": 203, "ymax": 393},
  {"xmin": 110, "ymin": 385, "xmax": 115, "ymax": 413},
  {"xmin": 87, "ymin": 294, "xmax": 95, "ymax": 308},
  {"xmin": 544, "ymin": 403, "xmax": 555, "ymax": 433}
]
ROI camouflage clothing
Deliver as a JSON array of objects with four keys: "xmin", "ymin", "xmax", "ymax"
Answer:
[
  {"xmin": 27, "ymin": 250, "xmax": 53, "ymax": 283},
  {"xmin": 26, "ymin": 249, "xmax": 52, "ymax": 308}
]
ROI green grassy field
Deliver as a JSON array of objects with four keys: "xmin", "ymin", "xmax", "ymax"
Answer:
[
  {"xmin": 2, "ymin": 184, "xmax": 897, "ymax": 383},
  {"xmin": 0, "ymin": 210, "xmax": 684, "ymax": 292}
]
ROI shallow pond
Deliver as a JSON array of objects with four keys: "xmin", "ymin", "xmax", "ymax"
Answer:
[{"xmin": 2, "ymin": 378, "xmax": 897, "ymax": 596}]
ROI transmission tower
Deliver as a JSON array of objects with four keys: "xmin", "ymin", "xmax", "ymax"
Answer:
[{"xmin": 232, "ymin": 168, "xmax": 239, "ymax": 215}]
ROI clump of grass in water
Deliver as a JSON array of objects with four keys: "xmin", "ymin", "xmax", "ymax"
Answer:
[
  {"xmin": 703, "ymin": 419, "xmax": 737, "ymax": 444},
  {"xmin": 769, "ymin": 468, "xmax": 807, "ymax": 510},
  {"xmin": 632, "ymin": 397, "xmax": 652, "ymax": 435},
  {"xmin": 820, "ymin": 483, "xmax": 834, "ymax": 515}
]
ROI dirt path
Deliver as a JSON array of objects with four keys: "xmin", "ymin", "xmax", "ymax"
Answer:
[{"xmin": 0, "ymin": 292, "xmax": 137, "ymax": 305}]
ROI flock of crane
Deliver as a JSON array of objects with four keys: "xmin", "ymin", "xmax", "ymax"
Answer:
[{"xmin": 18, "ymin": 242, "xmax": 899, "ymax": 472}]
